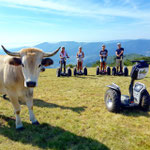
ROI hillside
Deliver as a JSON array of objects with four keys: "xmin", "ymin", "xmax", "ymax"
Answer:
[
  {"xmin": 0, "ymin": 68, "xmax": 150, "ymax": 150},
  {"xmin": 2, "ymin": 39, "xmax": 150, "ymax": 67}
]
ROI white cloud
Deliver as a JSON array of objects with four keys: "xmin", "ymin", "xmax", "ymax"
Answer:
[{"xmin": 0, "ymin": 0, "xmax": 149, "ymax": 20}]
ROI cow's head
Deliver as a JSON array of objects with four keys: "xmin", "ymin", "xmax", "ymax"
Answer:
[{"xmin": 2, "ymin": 45, "xmax": 60, "ymax": 88}]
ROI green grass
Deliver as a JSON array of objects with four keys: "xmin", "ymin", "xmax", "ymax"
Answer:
[{"xmin": 0, "ymin": 67, "xmax": 150, "ymax": 150}]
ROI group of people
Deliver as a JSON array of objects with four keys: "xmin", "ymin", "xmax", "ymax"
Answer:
[{"xmin": 59, "ymin": 43, "xmax": 124, "ymax": 73}]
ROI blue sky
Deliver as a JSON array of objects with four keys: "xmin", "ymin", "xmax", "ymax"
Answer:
[{"xmin": 0, "ymin": 0, "xmax": 150, "ymax": 47}]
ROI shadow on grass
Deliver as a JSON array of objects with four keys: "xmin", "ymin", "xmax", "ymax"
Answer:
[
  {"xmin": 34, "ymin": 99, "xmax": 87, "ymax": 114},
  {"xmin": 120, "ymin": 107, "xmax": 150, "ymax": 117},
  {"xmin": 75, "ymin": 75, "xmax": 103, "ymax": 79},
  {"xmin": 0, "ymin": 114, "xmax": 110, "ymax": 150},
  {"xmin": 0, "ymin": 96, "xmax": 87, "ymax": 114}
]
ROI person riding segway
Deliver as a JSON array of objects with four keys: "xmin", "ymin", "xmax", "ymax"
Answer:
[
  {"xmin": 73, "ymin": 47, "xmax": 87, "ymax": 76},
  {"xmin": 57, "ymin": 46, "xmax": 72, "ymax": 77},
  {"xmin": 96, "ymin": 45, "xmax": 111, "ymax": 75},
  {"xmin": 112, "ymin": 43, "xmax": 128, "ymax": 76}
]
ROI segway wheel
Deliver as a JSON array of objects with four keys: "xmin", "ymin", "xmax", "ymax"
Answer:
[
  {"xmin": 73, "ymin": 67, "xmax": 77, "ymax": 76},
  {"xmin": 67, "ymin": 67, "xmax": 72, "ymax": 77},
  {"xmin": 124, "ymin": 67, "xmax": 128, "ymax": 76},
  {"xmin": 96, "ymin": 66, "xmax": 99, "ymax": 75},
  {"xmin": 56, "ymin": 68, "xmax": 61, "ymax": 77},
  {"xmin": 112, "ymin": 67, "xmax": 116, "ymax": 76},
  {"xmin": 105, "ymin": 89, "xmax": 121, "ymax": 113},
  {"xmin": 140, "ymin": 90, "xmax": 150, "ymax": 111},
  {"xmin": 83, "ymin": 67, "xmax": 87, "ymax": 75},
  {"xmin": 107, "ymin": 66, "xmax": 111, "ymax": 75}
]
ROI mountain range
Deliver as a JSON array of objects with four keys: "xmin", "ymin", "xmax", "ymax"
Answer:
[{"xmin": 2, "ymin": 39, "xmax": 150, "ymax": 68}]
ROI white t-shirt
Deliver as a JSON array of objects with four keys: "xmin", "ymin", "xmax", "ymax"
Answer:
[
  {"xmin": 60, "ymin": 51, "xmax": 67, "ymax": 60},
  {"xmin": 77, "ymin": 52, "xmax": 84, "ymax": 62}
]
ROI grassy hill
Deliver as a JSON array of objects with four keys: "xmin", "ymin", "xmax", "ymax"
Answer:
[{"xmin": 0, "ymin": 68, "xmax": 150, "ymax": 150}]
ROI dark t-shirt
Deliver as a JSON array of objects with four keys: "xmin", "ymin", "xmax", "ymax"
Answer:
[
  {"xmin": 116, "ymin": 48, "xmax": 124, "ymax": 59},
  {"xmin": 100, "ymin": 49, "xmax": 108, "ymax": 58}
]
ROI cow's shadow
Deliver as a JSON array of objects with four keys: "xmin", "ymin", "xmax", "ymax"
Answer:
[
  {"xmin": 34, "ymin": 99, "xmax": 87, "ymax": 114},
  {"xmin": 1, "ymin": 96, "xmax": 87, "ymax": 114},
  {"xmin": 0, "ymin": 115, "xmax": 109, "ymax": 150}
]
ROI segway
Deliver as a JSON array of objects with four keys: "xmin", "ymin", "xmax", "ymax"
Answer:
[
  {"xmin": 73, "ymin": 66, "xmax": 87, "ymax": 76},
  {"xmin": 56, "ymin": 58, "xmax": 72, "ymax": 77},
  {"xmin": 73, "ymin": 53, "xmax": 87, "ymax": 76},
  {"xmin": 112, "ymin": 57, "xmax": 128, "ymax": 76},
  {"xmin": 96, "ymin": 61, "xmax": 111, "ymax": 75},
  {"xmin": 105, "ymin": 60, "xmax": 150, "ymax": 113}
]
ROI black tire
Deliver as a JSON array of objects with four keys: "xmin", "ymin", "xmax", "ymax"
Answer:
[
  {"xmin": 83, "ymin": 67, "xmax": 87, "ymax": 75},
  {"xmin": 140, "ymin": 90, "xmax": 150, "ymax": 111},
  {"xmin": 96, "ymin": 66, "xmax": 99, "ymax": 75},
  {"xmin": 107, "ymin": 66, "xmax": 111, "ymax": 75},
  {"xmin": 124, "ymin": 67, "xmax": 128, "ymax": 76},
  {"xmin": 56, "ymin": 68, "xmax": 61, "ymax": 77},
  {"xmin": 67, "ymin": 67, "xmax": 72, "ymax": 76},
  {"xmin": 112, "ymin": 67, "xmax": 116, "ymax": 76},
  {"xmin": 104, "ymin": 89, "xmax": 121, "ymax": 113},
  {"xmin": 73, "ymin": 67, "xmax": 77, "ymax": 76}
]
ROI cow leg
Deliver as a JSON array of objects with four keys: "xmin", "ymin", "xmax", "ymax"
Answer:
[
  {"xmin": 26, "ymin": 98, "xmax": 39, "ymax": 125},
  {"xmin": 8, "ymin": 94, "xmax": 23, "ymax": 130}
]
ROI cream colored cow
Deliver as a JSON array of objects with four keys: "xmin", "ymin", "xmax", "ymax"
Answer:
[{"xmin": 0, "ymin": 45, "xmax": 60, "ymax": 130}]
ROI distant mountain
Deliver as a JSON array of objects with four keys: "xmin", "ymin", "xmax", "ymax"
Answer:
[{"xmin": 1, "ymin": 39, "xmax": 150, "ymax": 68}]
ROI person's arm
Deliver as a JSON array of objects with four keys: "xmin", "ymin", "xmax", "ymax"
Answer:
[
  {"xmin": 116, "ymin": 51, "xmax": 119, "ymax": 57},
  {"xmin": 66, "ymin": 53, "xmax": 70, "ymax": 58},
  {"xmin": 100, "ymin": 51, "xmax": 102, "ymax": 57},
  {"xmin": 106, "ymin": 51, "xmax": 108, "ymax": 57},
  {"xmin": 119, "ymin": 50, "xmax": 124, "ymax": 56},
  {"xmin": 60, "ymin": 54, "xmax": 63, "ymax": 59},
  {"xmin": 82, "ymin": 52, "xmax": 84, "ymax": 58},
  {"xmin": 76, "ymin": 52, "xmax": 78, "ymax": 58}
]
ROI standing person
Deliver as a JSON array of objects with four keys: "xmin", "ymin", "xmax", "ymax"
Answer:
[
  {"xmin": 60, "ymin": 46, "xmax": 69, "ymax": 73},
  {"xmin": 116, "ymin": 43, "xmax": 124, "ymax": 73},
  {"xmin": 99, "ymin": 45, "xmax": 108, "ymax": 72},
  {"xmin": 76, "ymin": 46, "xmax": 84, "ymax": 73}
]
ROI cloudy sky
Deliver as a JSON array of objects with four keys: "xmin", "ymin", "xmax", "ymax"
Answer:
[{"xmin": 0, "ymin": 0, "xmax": 150, "ymax": 47}]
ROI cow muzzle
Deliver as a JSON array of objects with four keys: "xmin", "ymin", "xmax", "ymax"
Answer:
[{"xmin": 26, "ymin": 81, "xmax": 36, "ymax": 88}]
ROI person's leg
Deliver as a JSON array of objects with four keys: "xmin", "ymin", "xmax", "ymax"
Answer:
[
  {"xmin": 77, "ymin": 61, "xmax": 80, "ymax": 72},
  {"xmin": 100, "ymin": 58, "xmax": 103, "ymax": 71},
  {"xmin": 64, "ymin": 61, "xmax": 66, "ymax": 73},
  {"xmin": 104, "ymin": 58, "xmax": 107, "ymax": 71},
  {"xmin": 120, "ymin": 60, "xmax": 123, "ymax": 72},
  {"xmin": 80, "ymin": 61, "xmax": 83, "ymax": 71},
  {"xmin": 116, "ymin": 59, "xmax": 119, "ymax": 72},
  {"xmin": 60, "ymin": 61, "xmax": 63, "ymax": 72}
]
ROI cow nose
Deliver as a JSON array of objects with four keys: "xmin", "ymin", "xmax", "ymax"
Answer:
[{"xmin": 26, "ymin": 81, "xmax": 36, "ymax": 88}]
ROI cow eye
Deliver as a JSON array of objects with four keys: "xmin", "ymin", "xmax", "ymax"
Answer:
[
  {"xmin": 38, "ymin": 64, "xmax": 42, "ymax": 68},
  {"xmin": 22, "ymin": 64, "xmax": 24, "ymax": 67}
]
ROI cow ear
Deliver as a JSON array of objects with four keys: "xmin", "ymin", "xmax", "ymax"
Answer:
[
  {"xmin": 9, "ymin": 57, "xmax": 22, "ymax": 66},
  {"xmin": 42, "ymin": 58, "xmax": 53, "ymax": 67}
]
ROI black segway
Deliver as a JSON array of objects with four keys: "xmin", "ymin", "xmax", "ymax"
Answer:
[
  {"xmin": 96, "ymin": 61, "xmax": 111, "ymax": 75},
  {"xmin": 56, "ymin": 58, "xmax": 72, "ymax": 77},
  {"xmin": 105, "ymin": 60, "xmax": 150, "ymax": 113},
  {"xmin": 73, "ymin": 66, "xmax": 87, "ymax": 76},
  {"xmin": 112, "ymin": 57, "xmax": 128, "ymax": 76}
]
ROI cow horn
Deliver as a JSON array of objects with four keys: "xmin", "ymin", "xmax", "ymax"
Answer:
[
  {"xmin": 1, "ymin": 45, "xmax": 20, "ymax": 57},
  {"xmin": 43, "ymin": 47, "xmax": 61, "ymax": 57}
]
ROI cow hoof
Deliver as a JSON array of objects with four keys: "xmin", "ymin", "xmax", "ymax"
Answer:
[
  {"xmin": 16, "ymin": 126, "xmax": 25, "ymax": 131},
  {"xmin": 32, "ymin": 121, "xmax": 40, "ymax": 125}
]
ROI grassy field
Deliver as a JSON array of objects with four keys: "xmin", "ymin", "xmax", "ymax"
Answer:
[{"xmin": 0, "ymin": 67, "xmax": 150, "ymax": 150}]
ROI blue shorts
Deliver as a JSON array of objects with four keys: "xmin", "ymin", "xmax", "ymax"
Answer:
[{"xmin": 100, "ymin": 57, "xmax": 107, "ymax": 62}]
